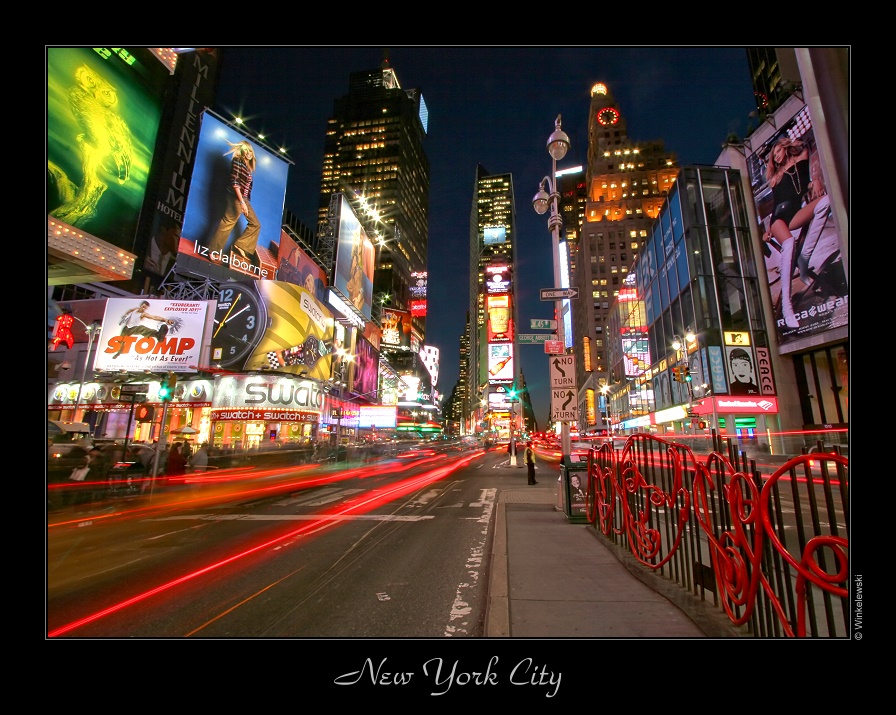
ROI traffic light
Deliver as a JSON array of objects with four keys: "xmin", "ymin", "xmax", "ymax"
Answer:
[
  {"xmin": 672, "ymin": 366, "xmax": 683, "ymax": 383},
  {"xmin": 158, "ymin": 372, "xmax": 177, "ymax": 401},
  {"xmin": 683, "ymin": 366, "xmax": 692, "ymax": 382}
]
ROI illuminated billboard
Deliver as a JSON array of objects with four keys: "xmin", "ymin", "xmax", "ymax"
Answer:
[
  {"xmin": 558, "ymin": 238, "xmax": 573, "ymax": 349},
  {"xmin": 95, "ymin": 298, "xmax": 209, "ymax": 373},
  {"xmin": 277, "ymin": 229, "xmax": 327, "ymax": 299},
  {"xmin": 485, "ymin": 263, "xmax": 512, "ymax": 294},
  {"xmin": 486, "ymin": 294, "xmax": 513, "ymax": 343},
  {"xmin": 483, "ymin": 226, "xmax": 507, "ymax": 245},
  {"xmin": 48, "ymin": 47, "xmax": 168, "ymax": 251},
  {"xmin": 381, "ymin": 308, "xmax": 413, "ymax": 349},
  {"xmin": 333, "ymin": 195, "xmax": 375, "ymax": 320},
  {"xmin": 351, "ymin": 336, "xmax": 379, "ymax": 401},
  {"xmin": 724, "ymin": 346, "xmax": 760, "ymax": 396},
  {"xmin": 358, "ymin": 405, "xmax": 397, "ymax": 429},
  {"xmin": 177, "ymin": 111, "xmax": 289, "ymax": 281},
  {"xmin": 410, "ymin": 271, "xmax": 428, "ymax": 299},
  {"xmin": 210, "ymin": 280, "xmax": 335, "ymax": 379},
  {"xmin": 622, "ymin": 332, "xmax": 650, "ymax": 378},
  {"xmin": 419, "ymin": 345, "xmax": 440, "ymax": 387},
  {"xmin": 487, "ymin": 343, "xmax": 514, "ymax": 384},
  {"xmin": 746, "ymin": 104, "xmax": 848, "ymax": 351}
]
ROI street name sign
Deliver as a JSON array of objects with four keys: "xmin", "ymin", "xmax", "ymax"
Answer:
[
  {"xmin": 544, "ymin": 340, "xmax": 564, "ymax": 354},
  {"xmin": 551, "ymin": 388, "xmax": 577, "ymax": 422},
  {"xmin": 530, "ymin": 318, "xmax": 558, "ymax": 330},
  {"xmin": 539, "ymin": 288, "xmax": 578, "ymax": 300},
  {"xmin": 517, "ymin": 333, "xmax": 551, "ymax": 344},
  {"xmin": 549, "ymin": 355, "xmax": 576, "ymax": 388},
  {"xmin": 120, "ymin": 383, "xmax": 148, "ymax": 395}
]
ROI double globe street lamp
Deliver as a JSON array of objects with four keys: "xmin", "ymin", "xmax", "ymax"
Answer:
[{"xmin": 533, "ymin": 114, "xmax": 571, "ymax": 462}]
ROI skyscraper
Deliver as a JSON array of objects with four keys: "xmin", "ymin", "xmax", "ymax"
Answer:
[
  {"xmin": 571, "ymin": 82, "xmax": 680, "ymax": 430},
  {"xmin": 467, "ymin": 164, "xmax": 520, "ymax": 438},
  {"xmin": 316, "ymin": 54, "xmax": 430, "ymax": 392}
]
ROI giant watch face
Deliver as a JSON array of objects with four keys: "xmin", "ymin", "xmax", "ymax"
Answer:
[
  {"xmin": 597, "ymin": 107, "xmax": 619, "ymax": 126},
  {"xmin": 212, "ymin": 282, "xmax": 268, "ymax": 369}
]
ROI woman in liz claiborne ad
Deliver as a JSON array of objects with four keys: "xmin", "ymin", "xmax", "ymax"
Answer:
[{"xmin": 207, "ymin": 140, "xmax": 261, "ymax": 265}]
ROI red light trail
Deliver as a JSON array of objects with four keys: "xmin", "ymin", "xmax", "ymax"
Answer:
[{"xmin": 48, "ymin": 451, "xmax": 482, "ymax": 637}]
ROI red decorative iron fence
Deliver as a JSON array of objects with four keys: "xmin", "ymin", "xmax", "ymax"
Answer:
[{"xmin": 585, "ymin": 433, "xmax": 849, "ymax": 637}]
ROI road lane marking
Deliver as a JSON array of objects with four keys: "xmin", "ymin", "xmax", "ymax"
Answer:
[
  {"xmin": 152, "ymin": 514, "xmax": 435, "ymax": 522},
  {"xmin": 444, "ymin": 487, "xmax": 496, "ymax": 637}
]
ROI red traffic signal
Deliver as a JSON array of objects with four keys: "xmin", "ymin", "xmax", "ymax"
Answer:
[{"xmin": 672, "ymin": 366, "xmax": 682, "ymax": 383}]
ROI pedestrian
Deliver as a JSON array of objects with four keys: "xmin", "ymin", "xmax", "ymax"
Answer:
[
  {"xmin": 525, "ymin": 441, "xmax": 537, "ymax": 485},
  {"xmin": 164, "ymin": 441, "xmax": 188, "ymax": 478},
  {"xmin": 65, "ymin": 455, "xmax": 92, "ymax": 506},
  {"xmin": 189, "ymin": 442, "xmax": 209, "ymax": 472},
  {"xmin": 137, "ymin": 442, "xmax": 157, "ymax": 475},
  {"xmin": 88, "ymin": 447, "xmax": 109, "ymax": 479}
]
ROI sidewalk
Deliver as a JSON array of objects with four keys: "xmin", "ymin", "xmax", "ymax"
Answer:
[{"xmin": 484, "ymin": 470, "xmax": 739, "ymax": 638}]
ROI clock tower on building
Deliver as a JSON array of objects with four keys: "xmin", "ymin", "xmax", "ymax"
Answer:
[
  {"xmin": 587, "ymin": 83, "xmax": 626, "ymax": 163},
  {"xmin": 571, "ymin": 82, "xmax": 680, "ymax": 433}
]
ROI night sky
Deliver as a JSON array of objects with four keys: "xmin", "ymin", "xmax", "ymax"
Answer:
[{"xmin": 212, "ymin": 46, "xmax": 758, "ymax": 424}]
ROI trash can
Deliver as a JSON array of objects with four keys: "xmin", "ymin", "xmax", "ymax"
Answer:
[{"xmin": 560, "ymin": 460, "xmax": 588, "ymax": 523}]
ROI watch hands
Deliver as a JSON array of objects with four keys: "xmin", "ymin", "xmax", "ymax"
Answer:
[
  {"xmin": 215, "ymin": 306, "xmax": 251, "ymax": 338},
  {"xmin": 213, "ymin": 294, "xmax": 243, "ymax": 338},
  {"xmin": 226, "ymin": 305, "xmax": 251, "ymax": 323}
]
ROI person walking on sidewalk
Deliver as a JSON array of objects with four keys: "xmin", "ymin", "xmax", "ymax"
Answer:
[{"xmin": 525, "ymin": 441, "xmax": 537, "ymax": 485}]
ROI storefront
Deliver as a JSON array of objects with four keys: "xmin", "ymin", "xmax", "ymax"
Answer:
[
  {"xmin": 211, "ymin": 373, "xmax": 324, "ymax": 450},
  {"xmin": 47, "ymin": 377, "xmax": 214, "ymax": 444}
]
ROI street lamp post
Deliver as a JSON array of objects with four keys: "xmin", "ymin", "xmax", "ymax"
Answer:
[
  {"xmin": 533, "ymin": 114, "xmax": 571, "ymax": 463},
  {"xmin": 71, "ymin": 317, "xmax": 103, "ymax": 420},
  {"xmin": 671, "ymin": 330, "xmax": 696, "ymax": 435},
  {"xmin": 672, "ymin": 330, "xmax": 696, "ymax": 403}
]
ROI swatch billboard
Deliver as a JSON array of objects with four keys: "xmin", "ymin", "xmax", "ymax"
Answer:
[{"xmin": 210, "ymin": 279, "xmax": 336, "ymax": 381}]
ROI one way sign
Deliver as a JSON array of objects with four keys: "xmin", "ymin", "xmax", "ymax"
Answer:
[{"xmin": 540, "ymin": 287, "xmax": 578, "ymax": 300}]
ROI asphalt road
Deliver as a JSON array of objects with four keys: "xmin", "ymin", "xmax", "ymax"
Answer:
[{"xmin": 47, "ymin": 445, "xmax": 535, "ymax": 638}]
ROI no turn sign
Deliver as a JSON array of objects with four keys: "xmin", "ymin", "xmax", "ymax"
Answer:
[{"xmin": 549, "ymin": 355, "xmax": 576, "ymax": 388}]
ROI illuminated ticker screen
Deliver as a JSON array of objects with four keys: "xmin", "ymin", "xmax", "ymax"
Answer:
[{"xmin": 558, "ymin": 239, "xmax": 573, "ymax": 348}]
